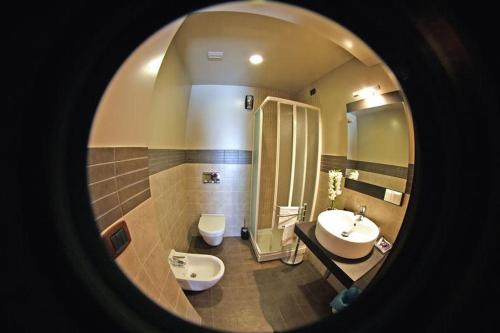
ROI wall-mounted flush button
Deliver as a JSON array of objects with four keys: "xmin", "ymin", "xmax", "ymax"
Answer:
[
  {"xmin": 203, "ymin": 172, "xmax": 220, "ymax": 184},
  {"xmin": 384, "ymin": 189, "xmax": 403, "ymax": 205},
  {"xmin": 101, "ymin": 220, "xmax": 131, "ymax": 258}
]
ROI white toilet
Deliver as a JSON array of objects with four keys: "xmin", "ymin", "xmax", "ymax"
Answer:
[{"xmin": 198, "ymin": 214, "xmax": 225, "ymax": 246}]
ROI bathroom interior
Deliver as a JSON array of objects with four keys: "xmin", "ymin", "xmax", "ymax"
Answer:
[{"xmin": 86, "ymin": 2, "xmax": 415, "ymax": 332}]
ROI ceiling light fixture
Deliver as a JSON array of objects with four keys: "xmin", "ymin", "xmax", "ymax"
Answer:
[{"xmin": 249, "ymin": 54, "xmax": 263, "ymax": 65}]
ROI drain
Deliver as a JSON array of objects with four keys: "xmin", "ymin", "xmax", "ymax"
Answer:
[
  {"xmin": 341, "ymin": 231, "xmax": 349, "ymax": 237},
  {"xmin": 190, "ymin": 273, "xmax": 197, "ymax": 278}
]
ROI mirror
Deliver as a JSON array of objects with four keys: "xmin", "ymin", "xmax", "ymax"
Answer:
[{"xmin": 345, "ymin": 91, "xmax": 411, "ymax": 204}]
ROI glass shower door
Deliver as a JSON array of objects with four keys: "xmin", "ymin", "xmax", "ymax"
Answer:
[
  {"xmin": 250, "ymin": 97, "xmax": 320, "ymax": 259},
  {"xmin": 249, "ymin": 108, "xmax": 262, "ymax": 238}
]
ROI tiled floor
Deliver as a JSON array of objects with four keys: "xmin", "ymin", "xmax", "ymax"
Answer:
[{"xmin": 185, "ymin": 237, "xmax": 337, "ymax": 332}]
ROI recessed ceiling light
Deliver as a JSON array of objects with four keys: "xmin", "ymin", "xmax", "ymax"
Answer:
[{"xmin": 249, "ymin": 54, "xmax": 263, "ymax": 65}]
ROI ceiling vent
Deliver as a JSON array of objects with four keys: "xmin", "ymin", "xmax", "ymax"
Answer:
[{"xmin": 207, "ymin": 51, "xmax": 224, "ymax": 61}]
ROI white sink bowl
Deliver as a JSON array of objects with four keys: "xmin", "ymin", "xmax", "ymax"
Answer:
[{"xmin": 315, "ymin": 210, "xmax": 380, "ymax": 259}]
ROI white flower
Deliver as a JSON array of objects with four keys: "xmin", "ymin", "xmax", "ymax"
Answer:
[
  {"xmin": 348, "ymin": 170, "xmax": 359, "ymax": 180},
  {"xmin": 328, "ymin": 169, "xmax": 343, "ymax": 202}
]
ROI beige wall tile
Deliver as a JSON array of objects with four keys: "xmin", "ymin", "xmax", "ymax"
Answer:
[
  {"xmin": 106, "ymin": 196, "xmax": 201, "ymax": 324},
  {"xmin": 161, "ymin": 270, "xmax": 180, "ymax": 310},
  {"xmin": 125, "ymin": 199, "xmax": 160, "ymax": 262},
  {"xmin": 181, "ymin": 163, "xmax": 251, "ymax": 237},
  {"xmin": 134, "ymin": 269, "xmax": 160, "ymax": 302},
  {"xmin": 115, "ymin": 243, "xmax": 143, "ymax": 281},
  {"xmin": 143, "ymin": 241, "xmax": 170, "ymax": 288}
]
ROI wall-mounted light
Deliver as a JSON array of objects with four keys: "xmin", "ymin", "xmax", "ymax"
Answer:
[
  {"xmin": 143, "ymin": 55, "xmax": 164, "ymax": 76},
  {"xmin": 343, "ymin": 39, "xmax": 353, "ymax": 49},
  {"xmin": 245, "ymin": 95, "xmax": 254, "ymax": 110},
  {"xmin": 352, "ymin": 85, "xmax": 380, "ymax": 98}
]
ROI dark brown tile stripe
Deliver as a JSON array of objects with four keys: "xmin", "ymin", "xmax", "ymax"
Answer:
[
  {"xmin": 149, "ymin": 149, "xmax": 252, "ymax": 175},
  {"xmin": 321, "ymin": 154, "xmax": 413, "ymax": 200},
  {"xmin": 117, "ymin": 179, "xmax": 150, "ymax": 203},
  {"xmin": 405, "ymin": 164, "xmax": 414, "ymax": 194},
  {"xmin": 185, "ymin": 149, "xmax": 252, "ymax": 165},
  {"xmin": 348, "ymin": 160, "xmax": 408, "ymax": 179},
  {"xmin": 96, "ymin": 206, "xmax": 123, "ymax": 232},
  {"xmin": 344, "ymin": 178, "xmax": 386, "ymax": 200},
  {"xmin": 87, "ymin": 147, "xmax": 151, "ymax": 231},
  {"xmin": 92, "ymin": 193, "xmax": 121, "ymax": 217},
  {"xmin": 114, "ymin": 147, "xmax": 148, "ymax": 161},
  {"xmin": 121, "ymin": 189, "xmax": 151, "ymax": 215},
  {"xmin": 320, "ymin": 155, "xmax": 409, "ymax": 179},
  {"xmin": 115, "ymin": 158, "xmax": 148, "ymax": 175},
  {"xmin": 148, "ymin": 149, "xmax": 186, "ymax": 175},
  {"xmin": 116, "ymin": 169, "xmax": 149, "ymax": 189},
  {"xmin": 88, "ymin": 178, "xmax": 117, "ymax": 200},
  {"xmin": 87, "ymin": 148, "xmax": 114, "ymax": 165},
  {"xmin": 319, "ymin": 155, "xmax": 348, "ymax": 173},
  {"xmin": 87, "ymin": 163, "xmax": 115, "ymax": 184}
]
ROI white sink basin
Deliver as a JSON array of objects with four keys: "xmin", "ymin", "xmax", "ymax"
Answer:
[{"xmin": 315, "ymin": 210, "xmax": 380, "ymax": 259}]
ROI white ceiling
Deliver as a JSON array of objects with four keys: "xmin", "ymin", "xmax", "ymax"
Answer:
[
  {"xmin": 171, "ymin": 12, "xmax": 354, "ymax": 94},
  {"xmin": 198, "ymin": 2, "xmax": 382, "ymax": 66}
]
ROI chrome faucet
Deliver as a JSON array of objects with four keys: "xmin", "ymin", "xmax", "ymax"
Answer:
[
  {"xmin": 342, "ymin": 206, "xmax": 367, "ymax": 238},
  {"xmin": 169, "ymin": 255, "xmax": 186, "ymax": 267},
  {"xmin": 354, "ymin": 205, "xmax": 367, "ymax": 223}
]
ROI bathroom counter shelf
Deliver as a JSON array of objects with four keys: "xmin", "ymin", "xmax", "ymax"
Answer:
[{"xmin": 295, "ymin": 222, "xmax": 386, "ymax": 287}]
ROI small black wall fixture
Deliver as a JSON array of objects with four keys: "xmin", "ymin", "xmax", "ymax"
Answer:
[{"xmin": 245, "ymin": 95, "xmax": 254, "ymax": 110}]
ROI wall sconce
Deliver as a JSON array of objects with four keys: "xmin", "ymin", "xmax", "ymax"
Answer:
[
  {"xmin": 352, "ymin": 85, "xmax": 380, "ymax": 98},
  {"xmin": 245, "ymin": 95, "xmax": 254, "ymax": 110}
]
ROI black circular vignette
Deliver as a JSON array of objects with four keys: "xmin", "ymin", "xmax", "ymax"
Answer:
[{"xmin": 7, "ymin": 1, "xmax": 498, "ymax": 332}]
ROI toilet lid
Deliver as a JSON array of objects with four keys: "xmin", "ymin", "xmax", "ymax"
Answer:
[{"xmin": 199, "ymin": 214, "xmax": 225, "ymax": 234}]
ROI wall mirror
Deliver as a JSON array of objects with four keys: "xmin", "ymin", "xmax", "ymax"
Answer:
[{"xmin": 345, "ymin": 91, "xmax": 412, "ymax": 205}]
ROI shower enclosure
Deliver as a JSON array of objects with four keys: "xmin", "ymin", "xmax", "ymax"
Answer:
[{"xmin": 249, "ymin": 97, "xmax": 321, "ymax": 262}]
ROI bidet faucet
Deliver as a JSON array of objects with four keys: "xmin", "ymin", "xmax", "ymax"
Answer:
[{"xmin": 169, "ymin": 256, "xmax": 186, "ymax": 267}]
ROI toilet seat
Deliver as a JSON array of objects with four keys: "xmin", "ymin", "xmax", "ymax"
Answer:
[
  {"xmin": 198, "ymin": 214, "xmax": 225, "ymax": 246},
  {"xmin": 198, "ymin": 214, "xmax": 225, "ymax": 236}
]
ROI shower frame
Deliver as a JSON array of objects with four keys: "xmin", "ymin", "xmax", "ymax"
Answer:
[{"xmin": 249, "ymin": 96, "xmax": 322, "ymax": 262}]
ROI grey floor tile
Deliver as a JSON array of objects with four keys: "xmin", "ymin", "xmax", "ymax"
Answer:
[{"xmin": 186, "ymin": 236, "xmax": 335, "ymax": 332}]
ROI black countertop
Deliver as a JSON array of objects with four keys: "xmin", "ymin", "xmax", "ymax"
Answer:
[{"xmin": 295, "ymin": 222, "xmax": 386, "ymax": 287}]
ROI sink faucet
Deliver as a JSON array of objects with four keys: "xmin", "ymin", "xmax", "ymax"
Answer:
[
  {"xmin": 341, "ymin": 206, "xmax": 367, "ymax": 237},
  {"xmin": 354, "ymin": 205, "xmax": 367, "ymax": 223},
  {"xmin": 169, "ymin": 255, "xmax": 186, "ymax": 267}
]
